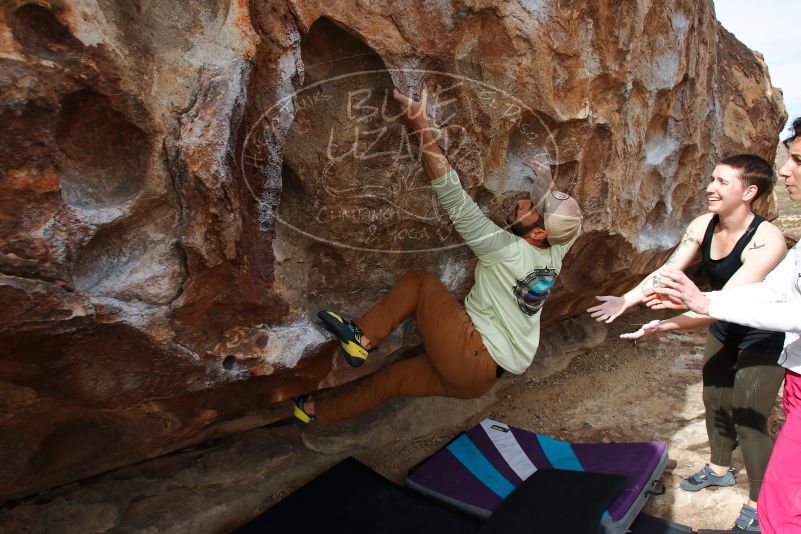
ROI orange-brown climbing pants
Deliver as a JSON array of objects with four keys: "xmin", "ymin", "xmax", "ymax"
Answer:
[{"xmin": 315, "ymin": 269, "xmax": 498, "ymax": 426}]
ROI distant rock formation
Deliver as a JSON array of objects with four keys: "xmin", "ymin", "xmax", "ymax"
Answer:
[{"xmin": 0, "ymin": 0, "xmax": 786, "ymax": 501}]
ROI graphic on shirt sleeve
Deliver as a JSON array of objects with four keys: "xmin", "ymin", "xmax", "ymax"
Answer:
[{"xmin": 512, "ymin": 268, "xmax": 557, "ymax": 317}]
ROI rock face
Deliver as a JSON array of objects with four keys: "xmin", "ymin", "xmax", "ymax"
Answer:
[{"xmin": 0, "ymin": 0, "xmax": 786, "ymax": 501}]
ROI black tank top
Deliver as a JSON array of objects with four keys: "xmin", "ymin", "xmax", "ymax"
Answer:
[{"xmin": 701, "ymin": 214, "xmax": 784, "ymax": 350}]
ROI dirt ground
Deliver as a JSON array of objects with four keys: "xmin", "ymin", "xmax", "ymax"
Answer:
[{"xmin": 359, "ymin": 306, "xmax": 785, "ymax": 532}]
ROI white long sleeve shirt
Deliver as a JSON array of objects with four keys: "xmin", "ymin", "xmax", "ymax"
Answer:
[{"xmin": 707, "ymin": 242, "xmax": 801, "ymax": 373}]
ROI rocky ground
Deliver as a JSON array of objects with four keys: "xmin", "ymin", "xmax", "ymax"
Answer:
[{"xmin": 1, "ymin": 305, "xmax": 786, "ymax": 533}]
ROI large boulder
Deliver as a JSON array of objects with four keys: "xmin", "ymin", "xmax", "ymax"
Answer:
[{"xmin": 0, "ymin": 0, "xmax": 786, "ymax": 501}]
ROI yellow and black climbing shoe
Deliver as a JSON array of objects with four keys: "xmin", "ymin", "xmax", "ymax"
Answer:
[
  {"xmin": 317, "ymin": 310, "xmax": 369, "ymax": 368},
  {"xmin": 293, "ymin": 394, "xmax": 316, "ymax": 425}
]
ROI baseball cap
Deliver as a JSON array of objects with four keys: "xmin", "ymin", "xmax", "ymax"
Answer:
[{"xmin": 524, "ymin": 160, "xmax": 582, "ymax": 245}]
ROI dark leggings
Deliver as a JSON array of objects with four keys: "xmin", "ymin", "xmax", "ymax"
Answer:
[{"xmin": 702, "ymin": 332, "xmax": 784, "ymax": 501}]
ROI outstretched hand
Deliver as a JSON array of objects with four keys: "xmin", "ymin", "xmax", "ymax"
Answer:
[
  {"xmin": 642, "ymin": 288, "xmax": 687, "ymax": 311},
  {"xmin": 620, "ymin": 319, "xmax": 661, "ymax": 340},
  {"xmin": 587, "ymin": 295, "xmax": 628, "ymax": 324},
  {"xmin": 651, "ymin": 268, "xmax": 711, "ymax": 315},
  {"xmin": 393, "ymin": 88, "xmax": 429, "ymax": 128}
]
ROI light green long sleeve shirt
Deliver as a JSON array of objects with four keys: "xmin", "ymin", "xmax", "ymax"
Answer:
[{"xmin": 431, "ymin": 170, "xmax": 578, "ymax": 374}]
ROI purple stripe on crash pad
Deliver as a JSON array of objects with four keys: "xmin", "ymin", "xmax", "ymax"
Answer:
[
  {"xmin": 407, "ymin": 445, "xmax": 502, "ymax": 514},
  {"xmin": 464, "ymin": 425, "xmax": 524, "ymax": 486},
  {"xmin": 572, "ymin": 441, "xmax": 666, "ymax": 521}
]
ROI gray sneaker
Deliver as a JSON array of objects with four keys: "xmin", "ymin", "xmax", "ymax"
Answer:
[
  {"xmin": 733, "ymin": 504, "xmax": 760, "ymax": 531},
  {"xmin": 679, "ymin": 464, "xmax": 735, "ymax": 491}
]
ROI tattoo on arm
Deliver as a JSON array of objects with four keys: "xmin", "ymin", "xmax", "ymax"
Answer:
[
  {"xmin": 680, "ymin": 230, "xmax": 699, "ymax": 247},
  {"xmin": 642, "ymin": 275, "xmax": 662, "ymax": 295},
  {"xmin": 749, "ymin": 241, "xmax": 765, "ymax": 251},
  {"xmin": 665, "ymin": 230, "xmax": 699, "ymax": 266},
  {"xmin": 665, "ymin": 252, "xmax": 680, "ymax": 266}
]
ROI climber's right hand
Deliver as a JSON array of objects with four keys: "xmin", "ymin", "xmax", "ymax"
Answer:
[{"xmin": 393, "ymin": 88, "xmax": 429, "ymax": 129}]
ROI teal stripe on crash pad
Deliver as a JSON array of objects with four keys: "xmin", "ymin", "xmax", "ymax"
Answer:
[
  {"xmin": 447, "ymin": 434, "xmax": 516, "ymax": 498},
  {"xmin": 536, "ymin": 434, "xmax": 584, "ymax": 471},
  {"xmin": 536, "ymin": 434, "xmax": 611, "ymax": 518}
]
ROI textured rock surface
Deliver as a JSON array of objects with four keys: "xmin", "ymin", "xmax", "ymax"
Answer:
[
  {"xmin": 0, "ymin": 0, "xmax": 786, "ymax": 502},
  {"xmin": 0, "ymin": 313, "xmax": 774, "ymax": 532},
  {"xmin": 0, "ymin": 318, "xmax": 601, "ymax": 533}
]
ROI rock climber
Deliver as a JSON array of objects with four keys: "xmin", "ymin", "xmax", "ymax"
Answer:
[{"xmin": 293, "ymin": 87, "xmax": 582, "ymax": 429}]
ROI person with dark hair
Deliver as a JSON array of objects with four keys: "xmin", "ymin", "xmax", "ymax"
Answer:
[
  {"xmin": 651, "ymin": 117, "xmax": 801, "ymax": 534},
  {"xmin": 589, "ymin": 153, "xmax": 787, "ymax": 530},
  {"xmin": 292, "ymin": 88, "xmax": 581, "ymax": 428}
]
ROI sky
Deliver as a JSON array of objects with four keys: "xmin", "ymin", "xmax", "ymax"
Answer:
[{"xmin": 714, "ymin": 0, "xmax": 801, "ymax": 135}]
